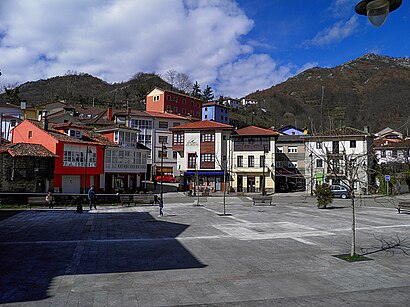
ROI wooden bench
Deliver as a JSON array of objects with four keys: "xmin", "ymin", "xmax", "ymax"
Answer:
[
  {"xmin": 120, "ymin": 194, "xmax": 155, "ymax": 206},
  {"xmin": 252, "ymin": 196, "xmax": 273, "ymax": 206},
  {"xmin": 397, "ymin": 201, "xmax": 410, "ymax": 214},
  {"xmin": 27, "ymin": 196, "xmax": 48, "ymax": 209}
]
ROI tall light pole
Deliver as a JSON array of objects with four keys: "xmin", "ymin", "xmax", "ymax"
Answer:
[
  {"xmin": 309, "ymin": 153, "xmax": 314, "ymax": 196},
  {"xmin": 195, "ymin": 152, "xmax": 200, "ymax": 206},
  {"xmin": 160, "ymin": 142, "xmax": 166, "ymax": 203}
]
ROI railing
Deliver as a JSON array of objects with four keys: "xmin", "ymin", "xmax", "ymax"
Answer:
[{"xmin": 105, "ymin": 163, "xmax": 147, "ymax": 171}]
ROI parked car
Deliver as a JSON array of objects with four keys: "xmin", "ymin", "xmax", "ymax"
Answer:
[
  {"xmin": 155, "ymin": 174, "xmax": 176, "ymax": 183},
  {"xmin": 330, "ymin": 184, "xmax": 350, "ymax": 199}
]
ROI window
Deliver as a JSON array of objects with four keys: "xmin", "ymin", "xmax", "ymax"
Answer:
[
  {"xmin": 153, "ymin": 95, "xmax": 160, "ymax": 101},
  {"xmin": 10, "ymin": 120, "xmax": 16, "ymax": 127},
  {"xmin": 196, "ymin": 111, "xmax": 200, "ymax": 117},
  {"xmin": 316, "ymin": 159, "xmax": 323, "ymax": 168},
  {"xmin": 188, "ymin": 153, "xmax": 197, "ymax": 168},
  {"xmin": 276, "ymin": 161, "xmax": 283, "ymax": 168},
  {"xmin": 158, "ymin": 121, "xmax": 168, "ymax": 129},
  {"xmin": 288, "ymin": 161, "xmax": 297, "ymax": 168},
  {"xmin": 276, "ymin": 146, "xmax": 283, "ymax": 153},
  {"xmin": 182, "ymin": 108, "xmax": 186, "ymax": 114},
  {"xmin": 259, "ymin": 156, "xmax": 265, "ymax": 167},
  {"xmin": 332, "ymin": 141, "xmax": 339, "ymax": 154},
  {"xmin": 288, "ymin": 146, "xmax": 298, "ymax": 153},
  {"xmin": 316, "ymin": 142, "xmax": 322, "ymax": 149},
  {"xmin": 166, "ymin": 105, "xmax": 171, "ymax": 111},
  {"xmin": 201, "ymin": 133, "xmax": 215, "ymax": 142},
  {"xmin": 28, "ymin": 131, "xmax": 33, "ymax": 138},
  {"xmin": 204, "ymin": 115, "xmax": 208, "ymax": 119},
  {"xmin": 173, "ymin": 151, "xmax": 178, "ymax": 159},
  {"xmin": 237, "ymin": 156, "xmax": 243, "ymax": 167},
  {"xmin": 174, "ymin": 97, "xmax": 178, "ymax": 102},
  {"xmin": 173, "ymin": 107, "xmax": 178, "ymax": 112},
  {"xmin": 167, "ymin": 95, "xmax": 171, "ymax": 101},
  {"xmin": 182, "ymin": 99, "xmax": 186, "ymax": 104},
  {"xmin": 159, "ymin": 136, "xmax": 168, "ymax": 144},
  {"xmin": 173, "ymin": 132, "xmax": 184, "ymax": 144},
  {"xmin": 350, "ymin": 140, "xmax": 356, "ymax": 148},
  {"xmin": 191, "ymin": 101, "xmax": 194, "ymax": 106},
  {"xmin": 248, "ymin": 156, "xmax": 254, "ymax": 167},
  {"xmin": 205, "ymin": 107, "xmax": 208, "ymax": 111},
  {"xmin": 201, "ymin": 154, "xmax": 215, "ymax": 162}
]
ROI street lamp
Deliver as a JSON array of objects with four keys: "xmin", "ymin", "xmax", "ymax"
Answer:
[
  {"xmin": 261, "ymin": 145, "xmax": 268, "ymax": 196},
  {"xmin": 309, "ymin": 153, "xmax": 314, "ymax": 196},
  {"xmin": 355, "ymin": 0, "xmax": 402, "ymax": 27},
  {"xmin": 83, "ymin": 146, "xmax": 92, "ymax": 194},
  {"xmin": 194, "ymin": 152, "xmax": 200, "ymax": 206},
  {"xmin": 160, "ymin": 142, "xmax": 167, "ymax": 204}
]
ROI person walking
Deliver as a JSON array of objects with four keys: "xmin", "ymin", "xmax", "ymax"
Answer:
[
  {"xmin": 88, "ymin": 186, "xmax": 97, "ymax": 210},
  {"xmin": 158, "ymin": 197, "xmax": 164, "ymax": 217},
  {"xmin": 45, "ymin": 191, "xmax": 54, "ymax": 209}
]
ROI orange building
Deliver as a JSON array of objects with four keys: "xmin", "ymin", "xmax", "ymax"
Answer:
[
  {"xmin": 146, "ymin": 87, "xmax": 202, "ymax": 119},
  {"xmin": 12, "ymin": 120, "xmax": 114, "ymax": 193}
]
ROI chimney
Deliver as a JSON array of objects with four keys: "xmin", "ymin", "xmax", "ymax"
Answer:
[
  {"xmin": 42, "ymin": 110, "xmax": 48, "ymax": 131},
  {"xmin": 107, "ymin": 106, "xmax": 113, "ymax": 121},
  {"xmin": 364, "ymin": 126, "xmax": 370, "ymax": 134}
]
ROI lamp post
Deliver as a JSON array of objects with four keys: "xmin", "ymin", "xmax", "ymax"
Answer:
[
  {"xmin": 355, "ymin": 0, "xmax": 402, "ymax": 27},
  {"xmin": 194, "ymin": 152, "xmax": 200, "ymax": 206},
  {"xmin": 160, "ymin": 142, "xmax": 166, "ymax": 203},
  {"xmin": 261, "ymin": 145, "xmax": 268, "ymax": 196},
  {"xmin": 309, "ymin": 153, "xmax": 314, "ymax": 196}
]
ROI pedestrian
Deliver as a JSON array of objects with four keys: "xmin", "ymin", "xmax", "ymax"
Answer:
[
  {"xmin": 88, "ymin": 186, "xmax": 97, "ymax": 210},
  {"xmin": 153, "ymin": 176, "xmax": 157, "ymax": 190},
  {"xmin": 158, "ymin": 197, "xmax": 164, "ymax": 217},
  {"xmin": 45, "ymin": 191, "xmax": 54, "ymax": 209}
]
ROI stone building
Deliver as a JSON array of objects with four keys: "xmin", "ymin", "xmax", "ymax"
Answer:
[{"xmin": 0, "ymin": 143, "xmax": 57, "ymax": 192}]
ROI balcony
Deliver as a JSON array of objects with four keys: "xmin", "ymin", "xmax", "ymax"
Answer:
[{"xmin": 105, "ymin": 162, "xmax": 147, "ymax": 172}]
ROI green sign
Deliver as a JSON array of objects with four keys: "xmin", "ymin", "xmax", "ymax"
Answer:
[{"xmin": 315, "ymin": 172, "xmax": 325, "ymax": 182}]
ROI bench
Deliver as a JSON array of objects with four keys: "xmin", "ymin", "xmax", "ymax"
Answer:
[
  {"xmin": 397, "ymin": 201, "xmax": 410, "ymax": 214},
  {"xmin": 252, "ymin": 196, "xmax": 273, "ymax": 206},
  {"xmin": 120, "ymin": 194, "xmax": 155, "ymax": 206},
  {"xmin": 27, "ymin": 196, "xmax": 48, "ymax": 209}
]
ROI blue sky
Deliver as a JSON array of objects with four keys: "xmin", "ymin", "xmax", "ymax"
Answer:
[{"xmin": 0, "ymin": 0, "xmax": 409, "ymax": 98}]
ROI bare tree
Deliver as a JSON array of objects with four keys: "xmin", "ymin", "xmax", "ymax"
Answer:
[
  {"xmin": 305, "ymin": 128, "xmax": 374, "ymax": 256},
  {"xmin": 175, "ymin": 72, "xmax": 193, "ymax": 93},
  {"xmin": 163, "ymin": 69, "xmax": 178, "ymax": 89}
]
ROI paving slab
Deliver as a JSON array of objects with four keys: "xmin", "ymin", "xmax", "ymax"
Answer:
[{"xmin": 1, "ymin": 194, "xmax": 410, "ymax": 306}]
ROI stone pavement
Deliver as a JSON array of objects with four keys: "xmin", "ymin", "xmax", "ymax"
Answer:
[{"xmin": 1, "ymin": 194, "xmax": 410, "ymax": 306}]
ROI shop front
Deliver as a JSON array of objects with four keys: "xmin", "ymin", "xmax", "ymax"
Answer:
[{"xmin": 182, "ymin": 171, "xmax": 225, "ymax": 193}]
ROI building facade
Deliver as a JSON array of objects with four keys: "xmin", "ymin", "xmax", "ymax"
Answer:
[
  {"xmin": 171, "ymin": 120, "xmax": 233, "ymax": 192},
  {"xmin": 146, "ymin": 87, "xmax": 202, "ymax": 119},
  {"xmin": 230, "ymin": 126, "xmax": 278, "ymax": 193},
  {"xmin": 202, "ymin": 102, "xmax": 229, "ymax": 124},
  {"xmin": 96, "ymin": 125, "xmax": 150, "ymax": 193},
  {"xmin": 304, "ymin": 127, "xmax": 374, "ymax": 194}
]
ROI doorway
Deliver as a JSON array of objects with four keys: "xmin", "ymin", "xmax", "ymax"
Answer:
[
  {"xmin": 237, "ymin": 175, "xmax": 243, "ymax": 192},
  {"xmin": 247, "ymin": 176, "xmax": 255, "ymax": 193}
]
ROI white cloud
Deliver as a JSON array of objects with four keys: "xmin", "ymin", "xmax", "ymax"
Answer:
[
  {"xmin": 302, "ymin": 16, "xmax": 359, "ymax": 47},
  {"xmin": 216, "ymin": 54, "xmax": 294, "ymax": 98}
]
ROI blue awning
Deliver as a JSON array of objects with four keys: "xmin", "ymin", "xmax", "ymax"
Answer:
[{"xmin": 184, "ymin": 171, "xmax": 225, "ymax": 176}]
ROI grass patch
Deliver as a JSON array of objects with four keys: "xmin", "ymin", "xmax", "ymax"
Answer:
[{"xmin": 333, "ymin": 254, "xmax": 372, "ymax": 262}]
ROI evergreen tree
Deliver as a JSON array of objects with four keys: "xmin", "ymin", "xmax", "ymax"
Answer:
[
  {"xmin": 192, "ymin": 81, "xmax": 201, "ymax": 98},
  {"xmin": 202, "ymin": 85, "xmax": 214, "ymax": 102}
]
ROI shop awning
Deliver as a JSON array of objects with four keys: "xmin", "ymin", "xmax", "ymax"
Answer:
[{"xmin": 184, "ymin": 171, "xmax": 225, "ymax": 176}]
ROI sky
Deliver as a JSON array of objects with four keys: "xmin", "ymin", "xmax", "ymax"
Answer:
[{"xmin": 1, "ymin": 0, "xmax": 409, "ymax": 98}]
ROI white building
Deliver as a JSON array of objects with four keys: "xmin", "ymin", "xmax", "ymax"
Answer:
[
  {"xmin": 303, "ymin": 127, "xmax": 374, "ymax": 194},
  {"xmin": 171, "ymin": 120, "xmax": 233, "ymax": 192},
  {"xmin": 0, "ymin": 103, "xmax": 24, "ymax": 142}
]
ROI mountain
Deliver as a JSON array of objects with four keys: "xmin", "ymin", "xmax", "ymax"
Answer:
[
  {"xmin": 0, "ymin": 72, "xmax": 172, "ymax": 110},
  {"xmin": 233, "ymin": 54, "xmax": 410, "ymax": 133}
]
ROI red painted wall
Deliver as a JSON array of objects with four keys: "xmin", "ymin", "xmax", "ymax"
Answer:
[
  {"xmin": 146, "ymin": 93, "xmax": 165, "ymax": 112},
  {"xmin": 99, "ymin": 131, "xmax": 115, "ymax": 142}
]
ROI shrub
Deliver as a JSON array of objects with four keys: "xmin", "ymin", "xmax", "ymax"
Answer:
[{"xmin": 314, "ymin": 183, "xmax": 333, "ymax": 208}]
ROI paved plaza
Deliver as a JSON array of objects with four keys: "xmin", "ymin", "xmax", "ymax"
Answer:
[{"xmin": 1, "ymin": 193, "xmax": 410, "ymax": 306}]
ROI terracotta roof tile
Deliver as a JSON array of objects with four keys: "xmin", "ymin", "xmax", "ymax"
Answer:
[
  {"xmin": 145, "ymin": 111, "xmax": 194, "ymax": 120},
  {"xmin": 0, "ymin": 143, "xmax": 58, "ymax": 158},
  {"xmin": 170, "ymin": 120, "xmax": 233, "ymax": 131},
  {"xmin": 235, "ymin": 126, "xmax": 279, "ymax": 136}
]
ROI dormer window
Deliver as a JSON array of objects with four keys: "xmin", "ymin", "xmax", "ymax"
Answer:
[{"xmin": 65, "ymin": 129, "xmax": 82, "ymax": 139}]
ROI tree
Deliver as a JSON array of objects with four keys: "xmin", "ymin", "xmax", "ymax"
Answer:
[
  {"xmin": 3, "ymin": 84, "xmax": 20, "ymax": 104},
  {"xmin": 175, "ymin": 72, "xmax": 193, "ymax": 93},
  {"xmin": 192, "ymin": 81, "xmax": 201, "ymax": 98},
  {"xmin": 202, "ymin": 85, "xmax": 214, "ymax": 102},
  {"xmin": 306, "ymin": 128, "xmax": 374, "ymax": 257},
  {"xmin": 163, "ymin": 69, "xmax": 178, "ymax": 89}
]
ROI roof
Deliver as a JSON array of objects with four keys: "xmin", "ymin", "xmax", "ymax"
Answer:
[
  {"xmin": 0, "ymin": 143, "xmax": 58, "ymax": 158},
  {"xmin": 202, "ymin": 102, "xmax": 229, "ymax": 109},
  {"xmin": 150, "ymin": 87, "xmax": 203, "ymax": 102},
  {"xmin": 374, "ymin": 139, "xmax": 410, "ymax": 149},
  {"xmin": 114, "ymin": 110, "xmax": 153, "ymax": 118},
  {"xmin": 305, "ymin": 127, "xmax": 373, "ymax": 138},
  {"xmin": 277, "ymin": 125, "xmax": 304, "ymax": 132},
  {"xmin": 27, "ymin": 119, "xmax": 116, "ymax": 146},
  {"xmin": 235, "ymin": 126, "xmax": 279, "ymax": 136},
  {"xmin": 95, "ymin": 124, "xmax": 140, "ymax": 133},
  {"xmin": 145, "ymin": 111, "xmax": 193, "ymax": 120},
  {"xmin": 170, "ymin": 120, "xmax": 233, "ymax": 131},
  {"xmin": 51, "ymin": 122, "xmax": 88, "ymax": 130}
]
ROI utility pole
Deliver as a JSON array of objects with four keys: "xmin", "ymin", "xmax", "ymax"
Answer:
[{"xmin": 160, "ymin": 142, "xmax": 166, "ymax": 204}]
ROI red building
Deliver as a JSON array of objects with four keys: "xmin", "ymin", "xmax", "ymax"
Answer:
[
  {"xmin": 12, "ymin": 120, "xmax": 115, "ymax": 193},
  {"xmin": 146, "ymin": 87, "xmax": 202, "ymax": 119}
]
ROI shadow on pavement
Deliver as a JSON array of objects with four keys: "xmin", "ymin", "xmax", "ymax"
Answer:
[{"xmin": 0, "ymin": 211, "xmax": 206, "ymax": 304}]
